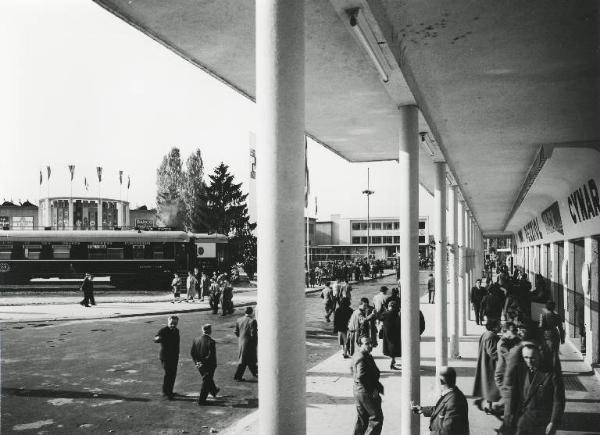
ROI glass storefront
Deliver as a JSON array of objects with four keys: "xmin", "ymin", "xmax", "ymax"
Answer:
[{"xmin": 50, "ymin": 199, "xmax": 120, "ymax": 230}]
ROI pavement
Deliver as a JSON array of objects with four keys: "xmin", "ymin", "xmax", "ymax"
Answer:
[{"xmin": 2, "ymin": 272, "xmax": 599, "ymax": 434}]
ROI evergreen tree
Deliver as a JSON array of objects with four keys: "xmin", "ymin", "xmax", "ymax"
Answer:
[
  {"xmin": 156, "ymin": 147, "xmax": 186, "ymax": 230},
  {"xmin": 205, "ymin": 163, "xmax": 256, "ymax": 269},
  {"xmin": 182, "ymin": 148, "xmax": 209, "ymax": 232}
]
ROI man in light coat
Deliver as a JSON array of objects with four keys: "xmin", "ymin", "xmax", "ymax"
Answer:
[{"xmin": 233, "ymin": 307, "xmax": 258, "ymax": 380}]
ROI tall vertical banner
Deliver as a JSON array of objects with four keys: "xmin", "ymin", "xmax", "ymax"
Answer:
[
  {"xmin": 304, "ymin": 136, "xmax": 310, "ymax": 208},
  {"xmin": 68, "ymin": 165, "xmax": 75, "ymax": 181},
  {"xmin": 96, "ymin": 167, "xmax": 103, "ymax": 183}
]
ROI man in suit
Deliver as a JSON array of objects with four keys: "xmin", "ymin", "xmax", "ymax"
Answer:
[
  {"xmin": 411, "ymin": 366, "xmax": 470, "ymax": 435},
  {"xmin": 427, "ymin": 273, "xmax": 436, "ymax": 304},
  {"xmin": 154, "ymin": 315, "xmax": 180, "ymax": 400},
  {"xmin": 233, "ymin": 307, "xmax": 258, "ymax": 381},
  {"xmin": 502, "ymin": 344, "xmax": 565, "ymax": 435},
  {"xmin": 190, "ymin": 324, "xmax": 220, "ymax": 405},
  {"xmin": 79, "ymin": 273, "xmax": 95, "ymax": 307},
  {"xmin": 351, "ymin": 336, "xmax": 384, "ymax": 435}
]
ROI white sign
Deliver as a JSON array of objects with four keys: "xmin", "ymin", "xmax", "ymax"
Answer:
[
  {"xmin": 11, "ymin": 216, "xmax": 34, "ymax": 230},
  {"xmin": 196, "ymin": 242, "xmax": 216, "ymax": 258}
]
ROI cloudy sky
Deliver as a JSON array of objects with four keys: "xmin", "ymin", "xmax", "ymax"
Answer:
[{"xmin": 0, "ymin": 0, "xmax": 433, "ymax": 220}]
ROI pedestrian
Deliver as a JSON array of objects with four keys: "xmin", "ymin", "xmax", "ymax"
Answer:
[
  {"xmin": 480, "ymin": 284, "xmax": 504, "ymax": 324},
  {"xmin": 494, "ymin": 322, "xmax": 520, "ymax": 394},
  {"xmin": 209, "ymin": 279, "xmax": 221, "ymax": 314},
  {"xmin": 473, "ymin": 319, "xmax": 501, "ymax": 413},
  {"xmin": 234, "ymin": 307, "xmax": 258, "ymax": 381},
  {"xmin": 333, "ymin": 297, "xmax": 353, "ymax": 359},
  {"xmin": 321, "ymin": 281, "xmax": 336, "ymax": 322},
  {"xmin": 470, "ymin": 279, "xmax": 484, "ymax": 325},
  {"xmin": 380, "ymin": 299, "xmax": 401, "ymax": 370},
  {"xmin": 193, "ymin": 267, "xmax": 201, "ymax": 300},
  {"xmin": 342, "ymin": 279, "xmax": 353, "ymax": 303},
  {"xmin": 351, "ymin": 336, "xmax": 384, "ymax": 435},
  {"xmin": 385, "ymin": 287, "xmax": 400, "ymax": 309},
  {"xmin": 79, "ymin": 272, "xmax": 95, "ymax": 307},
  {"xmin": 154, "ymin": 315, "xmax": 180, "ymax": 400},
  {"xmin": 347, "ymin": 297, "xmax": 378, "ymax": 355},
  {"xmin": 220, "ymin": 278, "xmax": 234, "ymax": 315},
  {"xmin": 186, "ymin": 270, "xmax": 198, "ymax": 302},
  {"xmin": 539, "ymin": 300, "xmax": 565, "ymax": 367},
  {"xmin": 171, "ymin": 273, "xmax": 182, "ymax": 303},
  {"xmin": 200, "ymin": 271, "xmax": 209, "ymax": 302},
  {"xmin": 501, "ymin": 344, "xmax": 565, "ymax": 435},
  {"xmin": 411, "ymin": 366, "xmax": 470, "ymax": 435},
  {"xmin": 372, "ymin": 286, "xmax": 389, "ymax": 319},
  {"xmin": 190, "ymin": 324, "xmax": 220, "ymax": 405},
  {"xmin": 427, "ymin": 273, "xmax": 435, "ymax": 304}
]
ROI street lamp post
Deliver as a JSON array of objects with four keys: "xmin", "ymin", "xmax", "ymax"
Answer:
[{"xmin": 362, "ymin": 168, "xmax": 374, "ymax": 261}]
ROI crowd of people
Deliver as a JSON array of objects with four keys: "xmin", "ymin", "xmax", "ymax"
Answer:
[
  {"xmin": 153, "ymin": 306, "xmax": 258, "ymax": 404},
  {"xmin": 170, "ymin": 269, "xmax": 235, "ymax": 315},
  {"xmin": 306, "ymin": 259, "xmax": 387, "ymax": 287}
]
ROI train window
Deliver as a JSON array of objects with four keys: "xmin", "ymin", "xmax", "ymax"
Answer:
[
  {"xmin": 0, "ymin": 245, "xmax": 12, "ymax": 260},
  {"xmin": 131, "ymin": 245, "xmax": 145, "ymax": 259},
  {"xmin": 25, "ymin": 244, "xmax": 42, "ymax": 260},
  {"xmin": 70, "ymin": 243, "xmax": 88, "ymax": 260},
  {"xmin": 89, "ymin": 244, "xmax": 107, "ymax": 260},
  {"xmin": 53, "ymin": 245, "xmax": 71, "ymax": 260},
  {"xmin": 107, "ymin": 247, "xmax": 124, "ymax": 260}
]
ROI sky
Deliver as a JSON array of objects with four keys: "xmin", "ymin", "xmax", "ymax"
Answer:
[{"xmin": 0, "ymin": 0, "xmax": 433, "ymax": 221}]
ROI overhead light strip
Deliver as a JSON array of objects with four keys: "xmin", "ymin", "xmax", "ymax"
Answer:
[{"xmin": 348, "ymin": 8, "xmax": 389, "ymax": 83}]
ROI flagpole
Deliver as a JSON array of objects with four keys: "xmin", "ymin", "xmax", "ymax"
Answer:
[{"xmin": 306, "ymin": 204, "xmax": 310, "ymax": 272}]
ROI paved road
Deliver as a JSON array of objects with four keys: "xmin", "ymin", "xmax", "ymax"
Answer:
[{"xmin": 1, "ymin": 275, "xmax": 412, "ymax": 434}]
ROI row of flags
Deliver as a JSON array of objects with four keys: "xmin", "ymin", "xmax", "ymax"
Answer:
[{"xmin": 40, "ymin": 166, "xmax": 131, "ymax": 190}]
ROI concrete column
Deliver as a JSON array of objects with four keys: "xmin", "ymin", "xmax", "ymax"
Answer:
[
  {"xmin": 584, "ymin": 237, "xmax": 599, "ymax": 365},
  {"xmin": 550, "ymin": 242, "xmax": 559, "ymax": 300},
  {"xmin": 68, "ymin": 199, "xmax": 74, "ymax": 230},
  {"xmin": 45, "ymin": 199, "xmax": 51, "ymax": 228},
  {"xmin": 434, "ymin": 162, "xmax": 448, "ymax": 375},
  {"xmin": 457, "ymin": 201, "xmax": 466, "ymax": 337},
  {"xmin": 256, "ymin": 1, "xmax": 305, "ymax": 433},
  {"xmin": 448, "ymin": 185, "xmax": 459, "ymax": 357},
  {"xmin": 397, "ymin": 104, "xmax": 420, "ymax": 435},
  {"xmin": 125, "ymin": 203, "xmax": 130, "ymax": 228},
  {"xmin": 97, "ymin": 199, "xmax": 103, "ymax": 231},
  {"xmin": 563, "ymin": 240, "xmax": 574, "ymax": 338},
  {"xmin": 118, "ymin": 202, "xmax": 124, "ymax": 228}
]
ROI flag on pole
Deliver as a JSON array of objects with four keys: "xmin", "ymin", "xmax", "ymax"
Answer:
[
  {"xmin": 315, "ymin": 196, "xmax": 318, "ymax": 215},
  {"xmin": 39, "ymin": 170, "xmax": 43, "ymax": 185},
  {"xmin": 127, "ymin": 175, "xmax": 130, "ymax": 189},
  {"xmin": 46, "ymin": 166, "xmax": 51, "ymax": 180},
  {"xmin": 84, "ymin": 177, "xmax": 89, "ymax": 191},
  {"xmin": 119, "ymin": 170, "xmax": 123, "ymax": 185},
  {"xmin": 96, "ymin": 167, "xmax": 102, "ymax": 182},
  {"xmin": 304, "ymin": 136, "xmax": 309, "ymax": 208},
  {"xmin": 68, "ymin": 165, "xmax": 75, "ymax": 181}
]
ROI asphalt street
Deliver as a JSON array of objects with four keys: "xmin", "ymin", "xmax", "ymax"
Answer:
[{"xmin": 1, "ymin": 275, "xmax": 410, "ymax": 434}]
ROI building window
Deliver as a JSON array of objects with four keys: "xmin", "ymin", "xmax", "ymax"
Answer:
[
  {"xmin": 371, "ymin": 236, "xmax": 382, "ymax": 244},
  {"xmin": 418, "ymin": 236, "xmax": 426, "ymax": 244},
  {"xmin": 393, "ymin": 236, "xmax": 400, "ymax": 244},
  {"xmin": 383, "ymin": 236, "xmax": 393, "ymax": 244},
  {"xmin": 393, "ymin": 222, "xmax": 399, "ymax": 230},
  {"xmin": 419, "ymin": 221, "xmax": 426, "ymax": 230},
  {"xmin": 360, "ymin": 222, "xmax": 368, "ymax": 230},
  {"xmin": 352, "ymin": 237, "xmax": 361, "ymax": 244},
  {"xmin": 352, "ymin": 223, "xmax": 361, "ymax": 230},
  {"xmin": 371, "ymin": 222, "xmax": 381, "ymax": 230},
  {"xmin": 383, "ymin": 222, "xmax": 393, "ymax": 230},
  {"xmin": 360, "ymin": 236, "xmax": 368, "ymax": 244}
]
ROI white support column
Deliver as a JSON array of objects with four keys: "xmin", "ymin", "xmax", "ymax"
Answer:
[
  {"xmin": 448, "ymin": 186, "xmax": 459, "ymax": 358},
  {"xmin": 256, "ymin": 1, "xmax": 306, "ymax": 433},
  {"xmin": 584, "ymin": 237, "xmax": 599, "ymax": 365},
  {"xmin": 68, "ymin": 199, "xmax": 74, "ymax": 231},
  {"xmin": 434, "ymin": 162, "xmax": 448, "ymax": 375},
  {"xmin": 398, "ymin": 104, "xmax": 420, "ymax": 435},
  {"xmin": 550, "ymin": 242, "xmax": 559, "ymax": 301},
  {"xmin": 97, "ymin": 199, "xmax": 103, "ymax": 231},
  {"xmin": 117, "ymin": 202, "xmax": 124, "ymax": 228},
  {"xmin": 45, "ymin": 199, "xmax": 51, "ymax": 228},
  {"xmin": 563, "ymin": 240, "xmax": 574, "ymax": 338},
  {"xmin": 457, "ymin": 201, "xmax": 466, "ymax": 337}
]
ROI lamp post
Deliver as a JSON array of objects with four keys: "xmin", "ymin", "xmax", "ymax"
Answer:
[{"xmin": 362, "ymin": 168, "xmax": 374, "ymax": 261}]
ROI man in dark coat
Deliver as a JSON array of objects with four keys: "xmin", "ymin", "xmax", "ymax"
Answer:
[
  {"xmin": 351, "ymin": 336, "xmax": 384, "ymax": 435},
  {"xmin": 154, "ymin": 315, "xmax": 180, "ymax": 399},
  {"xmin": 233, "ymin": 307, "xmax": 258, "ymax": 380},
  {"xmin": 412, "ymin": 366, "xmax": 470, "ymax": 435},
  {"xmin": 473, "ymin": 320, "xmax": 501, "ymax": 412},
  {"xmin": 191, "ymin": 324, "xmax": 220, "ymax": 405},
  {"xmin": 502, "ymin": 344, "xmax": 565, "ymax": 435},
  {"xmin": 79, "ymin": 273, "xmax": 95, "ymax": 307},
  {"xmin": 208, "ymin": 279, "xmax": 221, "ymax": 314},
  {"xmin": 480, "ymin": 284, "xmax": 504, "ymax": 324},
  {"xmin": 470, "ymin": 279, "xmax": 484, "ymax": 325},
  {"xmin": 333, "ymin": 297, "xmax": 353, "ymax": 358},
  {"xmin": 381, "ymin": 300, "xmax": 401, "ymax": 370},
  {"xmin": 321, "ymin": 281, "xmax": 336, "ymax": 322}
]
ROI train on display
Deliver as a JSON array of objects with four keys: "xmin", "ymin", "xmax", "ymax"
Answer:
[{"xmin": 0, "ymin": 230, "xmax": 228, "ymax": 289}]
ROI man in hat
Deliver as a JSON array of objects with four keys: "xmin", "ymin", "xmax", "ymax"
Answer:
[
  {"xmin": 154, "ymin": 315, "xmax": 180, "ymax": 399},
  {"xmin": 352, "ymin": 336, "xmax": 384, "ymax": 434},
  {"xmin": 79, "ymin": 272, "xmax": 95, "ymax": 307},
  {"xmin": 233, "ymin": 307, "xmax": 258, "ymax": 381},
  {"xmin": 191, "ymin": 324, "xmax": 220, "ymax": 405}
]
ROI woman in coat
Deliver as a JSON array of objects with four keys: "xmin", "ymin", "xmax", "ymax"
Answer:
[
  {"xmin": 473, "ymin": 319, "xmax": 501, "ymax": 412},
  {"xmin": 381, "ymin": 299, "xmax": 401, "ymax": 369}
]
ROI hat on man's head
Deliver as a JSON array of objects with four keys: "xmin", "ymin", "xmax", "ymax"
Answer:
[
  {"xmin": 202, "ymin": 324, "xmax": 212, "ymax": 333},
  {"xmin": 245, "ymin": 307, "xmax": 253, "ymax": 315}
]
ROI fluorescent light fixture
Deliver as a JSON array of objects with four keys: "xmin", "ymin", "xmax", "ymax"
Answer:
[
  {"xmin": 419, "ymin": 132, "xmax": 434, "ymax": 156},
  {"xmin": 348, "ymin": 8, "xmax": 389, "ymax": 83}
]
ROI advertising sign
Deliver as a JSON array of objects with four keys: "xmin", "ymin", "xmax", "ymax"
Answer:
[
  {"xmin": 0, "ymin": 216, "xmax": 9, "ymax": 230},
  {"xmin": 11, "ymin": 216, "xmax": 34, "ymax": 230},
  {"xmin": 135, "ymin": 218, "xmax": 154, "ymax": 229},
  {"xmin": 196, "ymin": 242, "xmax": 216, "ymax": 258}
]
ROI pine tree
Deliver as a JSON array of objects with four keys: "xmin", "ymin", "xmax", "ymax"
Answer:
[
  {"xmin": 205, "ymin": 163, "xmax": 256, "ymax": 269},
  {"xmin": 182, "ymin": 148, "xmax": 209, "ymax": 232},
  {"xmin": 156, "ymin": 147, "xmax": 186, "ymax": 230}
]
